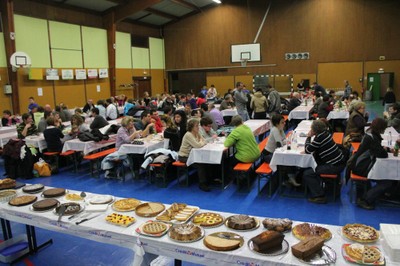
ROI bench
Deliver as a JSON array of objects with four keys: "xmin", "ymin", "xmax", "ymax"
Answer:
[
  {"xmin": 172, "ymin": 161, "xmax": 189, "ymax": 187},
  {"xmin": 43, "ymin": 150, "xmax": 78, "ymax": 173},
  {"xmin": 349, "ymin": 172, "xmax": 368, "ymax": 203},
  {"xmin": 320, "ymin": 173, "xmax": 341, "ymax": 202},
  {"xmin": 255, "ymin": 162, "xmax": 273, "ymax": 196},
  {"xmin": 83, "ymin": 148, "xmax": 117, "ymax": 178}
]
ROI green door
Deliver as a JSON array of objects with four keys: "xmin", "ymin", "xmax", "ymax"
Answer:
[{"xmin": 367, "ymin": 73, "xmax": 381, "ymax": 101}]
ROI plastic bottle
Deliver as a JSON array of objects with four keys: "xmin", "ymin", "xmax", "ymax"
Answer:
[
  {"xmin": 394, "ymin": 142, "xmax": 399, "ymax": 157},
  {"xmin": 286, "ymin": 134, "xmax": 292, "ymax": 150},
  {"xmin": 292, "ymin": 132, "xmax": 298, "ymax": 150},
  {"xmin": 389, "ymin": 131, "xmax": 393, "ymax": 147}
]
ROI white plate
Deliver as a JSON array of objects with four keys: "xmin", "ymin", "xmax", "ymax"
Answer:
[{"xmin": 88, "ymin": 195, "xmax": 114, "ymax": 205}]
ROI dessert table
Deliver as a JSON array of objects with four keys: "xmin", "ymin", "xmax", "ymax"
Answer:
[
  {"xmin": 0, "ymin": 185, "xmax": 397, "ymax": 266},
  {"xmin": 288, "ymin": 104, "xmax": 314, "ymax": 121}
]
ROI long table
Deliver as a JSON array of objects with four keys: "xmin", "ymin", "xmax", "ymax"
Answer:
[{"xmin": 0, "ymin": 186, "xmax": 397, "ymax": 266}]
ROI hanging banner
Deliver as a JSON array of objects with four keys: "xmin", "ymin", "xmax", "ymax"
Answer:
[
  {"xmin": 46, "ymin": 69, "xmax": 59, "ymax": 80},
  {"xmin": 99, "ymin": 68, "xmax": 108, "ymax": 78},
  {"xmin": 62, "ymin": 69, "xmax": 74, "ymax": 80},
  {"xmin": 75, "ymin": 69, "xmax": 87, "ymax": 80}
]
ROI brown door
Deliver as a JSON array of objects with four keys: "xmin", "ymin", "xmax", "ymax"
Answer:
[{"xmin": 133, "ymin": 77, "xmax": 151, "ymax": 99}]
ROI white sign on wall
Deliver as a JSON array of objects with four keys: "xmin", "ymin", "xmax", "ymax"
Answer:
[
  {"xmin": 99, "ymin": 68, "xmax": 108, "ymax": 78},
  {"xmin": 75, "ymin": 69, "xmax": 87, "ymax": 80},
  {"xmin": 46, "ymin": 69, "xmax": 59, "ymax": 80},
  {"xmin": 88, "ymin": 69, "xmax": 98, "ymax": 79},
  {"xmin": 62, "ymin": 69, "xmax": 74, "ymax": 80}
]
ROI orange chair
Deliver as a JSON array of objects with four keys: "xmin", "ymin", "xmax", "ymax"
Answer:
[
  {"xmin": 172, "ymin": 161, "xmax": 189, "ymax": 186},
  {"xmin": 351, "ymin": 142, "xmax": 361, "ymax": 153},
  {"xmin": 349, "ymin": 172, "xmax": 369, "ymax": 203},
  {"xmin": 320, "ymin": 173, "xmax": 341, "ymax": 201},
  {"xmin": 332, "ymin": 132, "xmax": 344, "ymax": 145},
  {"xmin": 255, "ymin": 162, "xmax": 273, "ymax": 196}
]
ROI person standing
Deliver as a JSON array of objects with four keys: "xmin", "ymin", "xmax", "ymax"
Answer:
[
  {"xmin": 382, "ymin": 87, "xmax": 396, "ymax": 112},
  {"xmin": 250, "ymin": 88, "xmax": 268, "ymax": 119},
  {"xmin": 233, "ymin": 82, "xmax": 249, "ymax": 121},
  {"xmin": 343, "ymin": 80, "xmax": 352, "ymax": 99}
]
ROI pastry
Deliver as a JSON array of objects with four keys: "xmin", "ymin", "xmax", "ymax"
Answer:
[
  {"xmin": 344, "ymin": 243, "xmax": 381, "ymax": 263},
  {"xmin": 105, "ymin": 213, "xmax": 136, "ymax": 227},
  {"xmin": 22, "ymin": 184, "xmax": 45, "ymax": 193},
  {"xmin": 156, "ymin": 203, "xmax": 196, "ymax": 222},
  {"xmin": 0, "ymin": 178, "xmax": 16, "ymax": 189},
  {"xmin": 251, "ymin": 231, "xmax": 285, "ymax": 252},
  {"xmin": 9, "ymin": 195, "xmax": 37, "ymax": 206},
  {"xmin": 342, "ymin": 223, "xmax": 379, "ymax": 243},
  {"xmin": 0, "ymin": 190, "xmax": 17, "ymax": 203},
  {"xmin": 226, "ymin": 215, "xmax": 257, "ymax": 230},
  {"xmin": 65, "ymin": 193, "xmax": 83, "ymax": 201},
  {"xmin": 56, "ymin": 202, "xmax": 81, "ymax": 215},
  {"xmin": 292, "ymin": 223, "xmax": 332, "ymax": 241},
  {"xmin": 291, "ymin": 237, "xmax": 325, "ymax": 260},
  {"xmin": 204, "ymin": 234, "xmax": 242, "ymax": 251},
  {"xmin": 32, "ymin": 199, "xmax": 59, "ymax": 211},
  {"xmin": 169, "ymin": 224, "xmax": 202, "ymax": 242},
  {"xmin": 262, "ymin": 218, "xmax": 292, "ymax": 232},
  {"xmin": 112, "ymin": 198, "xmax": 141, "ymax": 211},
  {"xmin": 135, "ymin": 202, "xmax": 165, "ymax": 217},
  {"xmin": 192, "ymin": 212, "xmax": 224, "ymax": 227},
  {"xmin": 43, "ymin": 188, "xmax": 66, "ymax": 198},
  {"xmin": 142, "ymin": 222, "xmax": 168, "ymax": 234}
]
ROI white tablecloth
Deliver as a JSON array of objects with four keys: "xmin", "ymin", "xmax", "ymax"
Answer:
[
  {"xmin": 368, "ymin": 153, "xmax": 400, "ymax": 181},
  {"xmin": 119, "ymin": 138, "xmax": 169, "ymax": 155},
  {"xmin": 1, "ymin": 185, "xmax": 396, "ymax": 266},
  {"xmin": 269, "ymin": 147, "xmax": 317, "ymax": 172},
  {"xmin": 221, "ymin": 109, "xmax": 238, "ymax": 117},
  {"xmin": 186, "ymin": 139, "xmax": 227, "ymax": 166},
  {"xmin": 25, "ymin": 134, "xmax": 74, "ymax": 152},
  {"xmin": 326, "ymin": 110, "xmax": 349, "ymax": 120},
  {"xmin": 0, "ymin": 132, "xmax": 17, "ymax": 148},
  {"xmin": 288, "ymin": 105, "xmax": 313, "ymax": 120},
  {"xmin": 244, "ymin": 119, "xmax": 270, "ymax": 136},
  {"xmin": 0, "ymin": 125, "xmax": 17, "ymax": 134},
  {"xmin": 62, "ymin": 135, "xmax": 117, "ymax": 155}
]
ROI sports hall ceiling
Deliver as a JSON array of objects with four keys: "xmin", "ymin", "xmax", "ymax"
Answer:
[{"xmin": 43, "ymin": 0, "xmax": 222, "ymax": 27}]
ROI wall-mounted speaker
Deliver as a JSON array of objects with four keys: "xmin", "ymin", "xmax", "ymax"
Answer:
[{"xmin": 285, "ymin": 52, "xmax": 310, "ymax": 60}]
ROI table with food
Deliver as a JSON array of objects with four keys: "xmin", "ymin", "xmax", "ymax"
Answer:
[{"xmin": 0, "ymin": 179, "xmax": 398, "ymax": 266}]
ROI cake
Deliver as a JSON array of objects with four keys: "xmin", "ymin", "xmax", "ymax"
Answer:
[
  {"xmin": 226, "ymin": 215, "xmax": 257, "ymax": 230},
  {"xmin": 56, "ymin": 202, "xmax": 81, "ymax": 215},
  {"xmin": 262, "ymin": 218, "xmax": 293, "ymax": 232},
  {"xmin": 204, "ymin": 234, "xmax": 242, "ymax": 251},
  {"xmin": 32, "ymin": 199, "xmax": 60, "ymax": 211},
  {"xmin": 193, "ymin": 212, "xmax": 224, "ymax": 227},
  {"xmin": 292, "ymin": 222, "xmax": 332, "ymax": 241},
  {"xmin": 169, "ymin": 224, "xmax": 202, "ymax": 242},
  {"xmin": 291, "ymin": 237, "xmax": 325, "ymax": 260},
  {"xmin": 135, "ymin": 202, "xmax": 165, "ymax": 217},
  {"xmin": 0, "ymin": 178, "xmax": 16, "ymax": 189},
  {"xmin": 9, "ymin": 195, "xmax": 37, "ymax": 206},
  {"xmin": 105, "ymin": 213, "xmax": 136, "ymax": 227},
  {"xmin": 22, "ymin": 184, "xmax": 45, "ymax": 193},
  {"xmin": 251, "ymin": 231, "xmax": 285, "ymax": 252},
  {"xmin": 43, "ymin": 188, "xmax": 66, "ymax": 198}
]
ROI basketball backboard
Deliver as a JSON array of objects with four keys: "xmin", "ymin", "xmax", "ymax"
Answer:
[{"xmin": 231, "ymin": 43, "xmax": 261, "ymax": 63}]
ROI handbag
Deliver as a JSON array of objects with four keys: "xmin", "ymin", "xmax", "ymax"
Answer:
[{"xmin": 34, "ymin": 158, "xmax": 52, "ymax": 177}]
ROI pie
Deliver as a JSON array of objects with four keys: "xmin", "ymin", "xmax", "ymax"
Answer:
[
  {"xmin": 112, "ymin": 198, "xmax": 141, "ymax": 212},
  {"xmin": 105, "ymin": 213, "xmax": 136, "ymax": 227},
  {"xmin": 342, "ymin": 223, "xmax": 379, "ymax": 243},
  {"xmin": 168, "ymin": 224, "xmax": 202, "ymax": 242},
  {"xmin": 192, "ymin": 212, "xmax": 224, "ymax": 227},
  {"xmin": 9, "ymin": 195, "xmax": 37, "ymax": 206},
  {"xmin": 0, "ymin": 190, "xmax": 17, "ymax": 203},
  {"xmin": 204, "ymin": 233, "xmax": 242, "ymax": 251},
  {"xmin": 135, "ymin": 202, "xmax": 165, "ymax": 217},
  {"xmin": 344, "ymin": 243, "xmax": 381, "ymax": 263},
  {"xmin": 22, "ymin": 184, "xmax": 45, "ymax": 193},
  {"xmin": 142, "ymin": 222, "xmax": 168, "ymax": 234},
  {"xmin": 42, "ymin": 188, "xmax": 66, "ymax": 198},
  {"xmin": 32, "ymin": 199, "xmax": 60, "ymax": 211},
  {"xmin": 0, "ymin": 178, "xmax": 16, "ymax": 189},
  {"xmin": 292, "ymin": 223, "xmax": 332, "ymax": 241},
  {"xmin": 65, "ymin": 193, "xmax": 83, "ymax": 201}
]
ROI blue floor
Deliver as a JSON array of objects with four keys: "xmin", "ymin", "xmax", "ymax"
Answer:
[{"xmin": 1, "ymin": 101, "xmax": 399, "ymax": 266}]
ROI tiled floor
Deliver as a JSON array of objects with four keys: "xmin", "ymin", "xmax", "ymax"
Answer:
[{"xmin": 1, "ymin": 101, "xmax": 399, "ymax": 266}]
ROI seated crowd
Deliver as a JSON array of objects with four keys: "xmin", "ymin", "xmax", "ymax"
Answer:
[{"xmin": 1, "ymin": 84, "xmax": 399, "ymax": 210}]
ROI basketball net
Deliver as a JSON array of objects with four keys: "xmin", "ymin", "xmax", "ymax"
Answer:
[{"xmin": 240, "ymin": 59, "xmax": 248, "ymax": 67}]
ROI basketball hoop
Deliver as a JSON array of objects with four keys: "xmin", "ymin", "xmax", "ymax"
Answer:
[
  {"xmin": 240, "ymin": 59, "xmax": 248, "ymax": 67},
  {"xmin": 10, "ymin": 51, "xmax": 32, "ymax": 74}
]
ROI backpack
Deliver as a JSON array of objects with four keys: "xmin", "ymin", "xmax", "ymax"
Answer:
[{"xmin": 352, "ymin": 149, "xmax": 376, "ymax": 177}]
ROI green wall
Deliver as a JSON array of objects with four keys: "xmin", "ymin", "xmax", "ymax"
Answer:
[
  {"xmin": 149, "ymin": 37, "xmax": 164, "ymax": 69},
  {"xmin": 14, "ymin": 15, "xmax": 51, "ymax": 68},
  {"xmin": 132, "ymin": 47, "xmax": 149, "ymax": 69},
  {"xmin": 116, "ymin": 32, "xmax": 131, "ymax": 69},
  {"xmin": 82, "ymin": 26, "xmax": 108, "ymax": 68},
  {"xmin": 0, "ymin": 33, "xmax": 6, "ymax": 67}
]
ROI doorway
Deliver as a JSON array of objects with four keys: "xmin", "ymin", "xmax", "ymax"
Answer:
[{"xmin": 132, "ymin": 76, "xmax": 151, "ymax": 99}]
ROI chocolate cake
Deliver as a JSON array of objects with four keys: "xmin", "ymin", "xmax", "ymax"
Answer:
[
  {"xmin": 32, "ymin": 199, "xmax": 60, "ymax": 211},
  {"xmin": 56, "ymin": 202, "xmax": 81, "ymax": 215},
  {"xmin": 251, "ymin": 231, "xmax": 285, "ymax": 252},
  {"xmin": 226, "ymin": 215, "xmax": 257, "ymax": 230},
  {"xmin": 291, "ymin": 237, "xmax": 325, "ymax": 260},
  {"xmin": 23, "ymin": 184, "xmax": 45, "ymax": 194},
  {"xmin": 43, "ymin": 188, "xmax": 66, "ymax": 198}
]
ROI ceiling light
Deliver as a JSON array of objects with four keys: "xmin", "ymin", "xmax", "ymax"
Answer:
[{"xmin": 213, "ymin": 0, "xmax": 222, "ymax": 4}]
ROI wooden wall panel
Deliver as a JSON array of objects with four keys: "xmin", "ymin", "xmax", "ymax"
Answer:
[
  {"xmin": 17, "ymin": 70, "xmax": 54, "ymax": 113},
  {"xmin": 274, "ymin": 76, "xmax": 292, "ymax": 92},
  {"xmin": 150, "ymin": 69, "xmax": 165, "ymax": 96},
  {"xmin": 293, "ymin": 74, "xmax": 317, "ymax": 90},
  {"xmin": 164, "ymin": 0, "xmax": 400, "ymax": 75},
  {"xmin": 115, "ymin": 68, "xmax": 134, "ymax": 99},
  {"xmin": 54, "ymin": 81, "xmax": 85, "ymax": 108},
  {"xmin": 235, "ymin": 75, "xmax": 253, "ymax": 90},
  {"xmin": 365, "ymin": 60, "xmax": 400, "ymax": 99},
  {"xmin": 85, "ymin": 78, "xmax": 110, "ymax": 102},
  {"xmin": 206, "ymin": 76, "xmax": 235, "ymax": 96},
  {"xmin": 0, "ymin": 68, "xmax": 12, "ymax": 111},
  {"xmin": 318, "ymin": 62, "xmax": 363, "ymax": 93}
]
